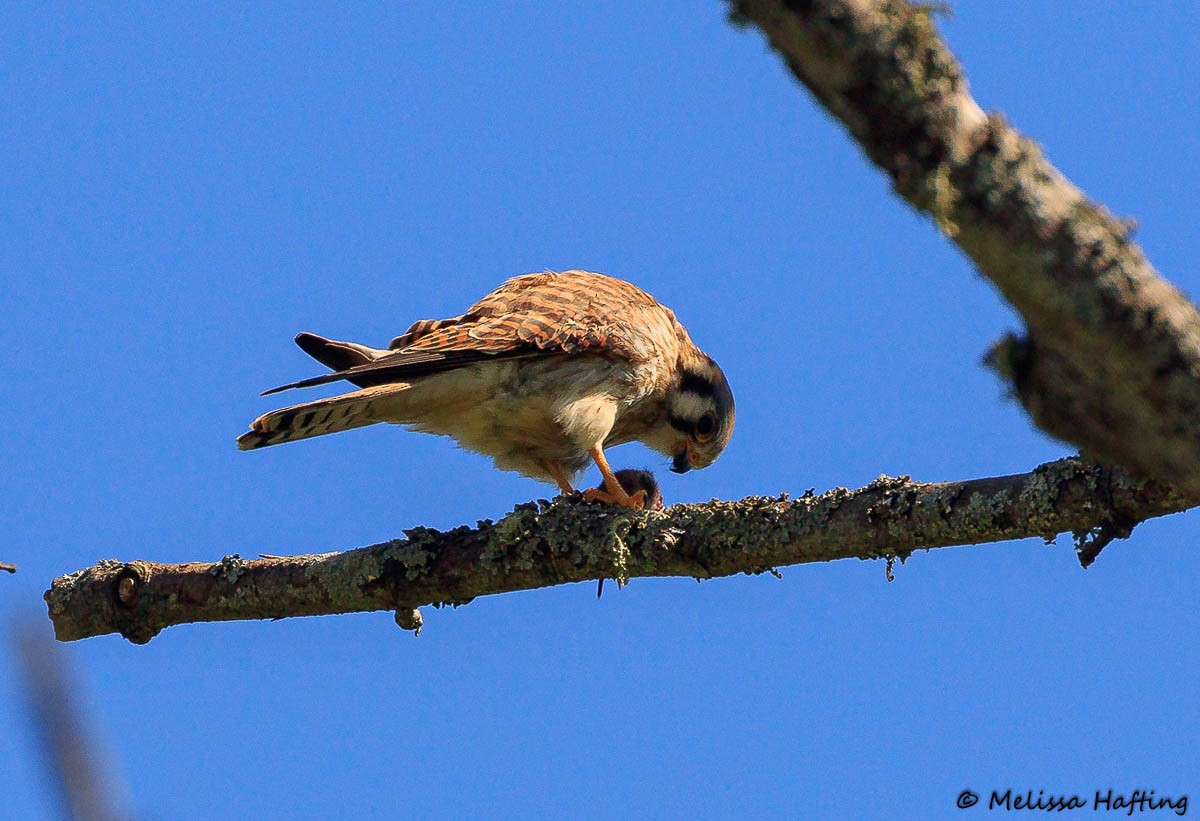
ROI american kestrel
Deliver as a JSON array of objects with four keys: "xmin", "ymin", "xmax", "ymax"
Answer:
[{"xmin": 237, "ymin": 270, "xmax": 735, "ymax": 508}]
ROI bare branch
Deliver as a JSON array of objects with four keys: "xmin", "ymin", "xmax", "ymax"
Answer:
[
  {"xmin": 729, "ymin": 0, "xmax": 1200, "ymax": 494},
  {"xmin": 1, "ymin": 562, "xmax": 15, "ymax": 573},
  {"xmin": 46, "ymin": 458, "xmax": 1193, "ymax": 644}
]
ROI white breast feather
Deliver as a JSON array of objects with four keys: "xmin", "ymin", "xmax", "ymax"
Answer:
[{"xmin": 370, "ymin": 357, "xmax": 650, "ymax": 481}]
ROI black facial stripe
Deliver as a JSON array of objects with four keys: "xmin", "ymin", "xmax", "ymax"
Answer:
[
  {"xmin": 668, "ymin": 415, "xmax": 692, "ymax": 434},
  {"xmin": 678, "ymin": 371, "xmax": 715, "ymax": 397}
]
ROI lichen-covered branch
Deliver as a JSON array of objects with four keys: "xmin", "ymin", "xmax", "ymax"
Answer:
[
  {"xmin": 45, "ymin": 458, "xmax": 1192, "ymax": 643},
  {"xmin": 729, "ymin": 0, "xmax": 1200, "ymax": 494}
]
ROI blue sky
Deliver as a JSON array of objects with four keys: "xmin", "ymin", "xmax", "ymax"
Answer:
[{"xmin": 2, "ymin": 3, "xmax": 1197, "ymax": 818}]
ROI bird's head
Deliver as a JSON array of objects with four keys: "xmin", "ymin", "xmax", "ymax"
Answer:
[{"xmin": 659, "ymin": 355, "xmax": 735, "ymax": 474}]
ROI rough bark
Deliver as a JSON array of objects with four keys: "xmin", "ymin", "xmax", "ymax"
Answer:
[
  {"xmin": 46, "ymin": 458, "xmax": 1191, "ymax": 643},
  {"xmin": 729, "ymin": 0, "xmax": 1200, "ymax": 494}
]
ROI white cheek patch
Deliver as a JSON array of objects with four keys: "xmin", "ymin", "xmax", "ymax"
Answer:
[{"xmin": 671, "ymin": 392, "xmax": 712, "ymax": 423}]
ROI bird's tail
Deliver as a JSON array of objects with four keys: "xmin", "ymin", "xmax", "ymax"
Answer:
[
  {"xmin": 293, "ymin": 332, "xmax": 386, "ymax": 378},
  {"xmin": 237, "ymin": 383, "xmax": 409, "ymax": 450}
]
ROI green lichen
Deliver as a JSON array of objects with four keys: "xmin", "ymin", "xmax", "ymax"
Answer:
[
  {"xmin": 960, "ymin": 487, "xmax": 1010, "ymax": 531},
  {"xmin": 388, "ymin": 530, "xmax": 439, "ymax": 581},
  {"xmin": 904, "ymin": 483, "xmax": 964, "ymax": 544},
  {"xmin": 210, "ymin": 554, "xmax": 246, "ymax": 584},
  {"xmin": 604, "ymin": 517, "xmax": 633, "ymax": 587},
  {"xmin": 866, "ymin": 474, "xmax": 913, "ymax": 492},
  {"xmin": 1018, "ymin": 459, "xmax": 1088, "ymax": 539},
  {"xmin": 483, "ymin": 505, "xmax": 542, "ymax": 573},
  {"xmin": 809, "ymin": 486, "xmax": 853, "ymax": 530}
]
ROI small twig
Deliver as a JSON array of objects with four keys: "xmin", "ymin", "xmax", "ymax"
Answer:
[
  {"xmin": 1, "ymin": 562, "xmax": 16, "ymax": 573},
  {"xmin": 1076, "ymin": 519, "xmax": 1136, "ymax": 569}
]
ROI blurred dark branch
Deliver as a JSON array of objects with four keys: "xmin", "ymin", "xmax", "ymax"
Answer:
[
  {"xmin": 13, "ymin": 623, "xmax": 127, "ymax": 819},
  {"xmin": 46, "ymin": 458, "xmax": 1193, "ymax": 644},
  {"xmin": 1, "ymin": 562, "xmax": 16, "ymax": 573},
  {"xmin": 729, "ymin": 0, "xmax": 1200, "ymax": 494}
]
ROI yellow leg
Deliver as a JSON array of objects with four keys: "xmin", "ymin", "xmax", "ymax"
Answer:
[{"xmin": 582, "ymin": 446, "xmax": 648, "ymax": 510}]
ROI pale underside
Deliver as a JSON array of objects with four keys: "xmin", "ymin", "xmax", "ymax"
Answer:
[{"xmin": 384, "ymin": 355, "xmax": 670, "ymax": 480}]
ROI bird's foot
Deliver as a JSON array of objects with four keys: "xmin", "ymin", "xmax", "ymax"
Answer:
[{"xmin": 583, "ymin": 486, "xmax": 648, "ymax": 509}]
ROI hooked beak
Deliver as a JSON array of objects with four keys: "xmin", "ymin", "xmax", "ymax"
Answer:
[{"xmin": 670, "ymin": 449, "xmax": 691, "ymax": 474}]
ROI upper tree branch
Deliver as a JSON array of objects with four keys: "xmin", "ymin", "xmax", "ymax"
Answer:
[
  {"xmin": 730, "ymin": 0, "xmax": 1200, "ymax": 494},
  {"xmin": 46, "ymin": 458, "xmax": 1190, "ymax": 643}
]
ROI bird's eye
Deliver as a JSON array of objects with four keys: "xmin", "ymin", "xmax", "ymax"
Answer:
[{"xmin": 694, "ymin": 412, "xmax": 716, "ymax": 443}]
